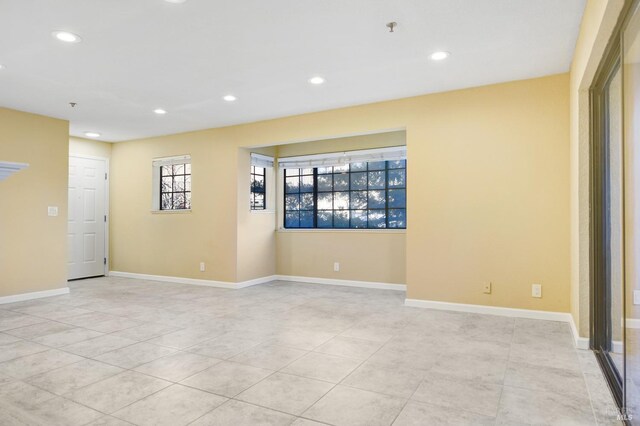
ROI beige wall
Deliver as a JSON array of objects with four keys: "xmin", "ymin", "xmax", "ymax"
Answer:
[
  {"xmin": 236, "ymin": 146, "xmax": 277, "ymax": 282},
  {"xmin": 0, "ymin": 108, "xmax": 69, "ymax": 297},
  {"xmin": 275, "ymin": 132, "xmax": 406, "ymax": 284},
  {"xmin": 570, "ymin": 0, "xmax": 624, "ymax": 336},
  {"xmin": 69, "ymin": 137, "xmax": 112, "ymax": 159},
  {"xmin": 110, "ymin": 132, "xmax": 239, "ymax": 282},
  {"xmin": 111, "ymin": 73, "xmax": 571, "ymax": 313}
]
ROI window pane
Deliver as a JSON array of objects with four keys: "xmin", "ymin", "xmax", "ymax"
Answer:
[
  {"xmin": 368, "ymin": 210, "xmax": 386, "ymax": 228},
  {"xmin": 388, "ymin": 169, "xmax": 406, "ymax": 188},
  {"xmin": 334, "ymin": 210, "xmax": 349, "ymax": 228},
  {"xmin": 301, "ymin": 193, "xmax": 314, "ymax": 210},
  {"xmin": 334, "ymin": 174, "xmax": 349, "ymax": 190},
  {"xmin": 285, "ymin": 212, "xmax": 300, "ymax": 228},
  {"xmin": 317, "ymin": 211, "xmax": 332, "ymax": 228},
  {"xmin": 350, "ymin": 210, "xmax": 367, "ymax": 228},
  {"xmin": 350, "ymin": 162, "xmax": 366, "ymax": 172},
  {"xmin": 173, "ymin": 192, "xmax": 185, "ymax": 209},
  {"xmin": 333, "ymin": 164, "xmax": 349, "ymax": 173},
  {"xmin": 368, "ymin": 190, "xmax": 385, "ymax": 208},
  {"xmin": 161, "ymin": 193, "xmax": 172, "ymax": 210},
  {"xmin": 285, "ymin": 177, "xmax": 300, "ymax": 193},
  {"xmin": 368, "ymin": 161, "xmax": 386, "ymax": 170},
  {"xmin": 173, "ymin": 176, "xmax": 185, "ymax": 192},
  {"xmin": 253, "ymin": 193, "xmax": 264, "ymax": 209},
  {"xmin": 185, "ymin": 175, "xmax": 192, "ymax": 191},
  {"xmin": 333, "ymin": 192, "xmax": 348, "ymax": 210},
  {"xmin": 388, "ymin": 189, "xmax": 406, "ymax": 208},
  {"xmin": 368, "ymin": 171, "xmax": 385, "ymax": 189},
  {"xmin": 300, "ymin": 211, "xmax": 314, "ymax": 227},
  {"xmin": 162, "ymin": 177, "xmax": 172, "ymax": 192},
  {"xmin": 388, "ymin": 160, "xmax": 406, "ymax": 169},
  {"xmin": 350, "ymin": 172, "xmax": 367, "ymax": 190},
  {"xmin": 300, "ymin": 175, "xmax": 314, "ymax": 193},
  {"xmin": 285, "ymin": 168, "xmax": 300, "ymax": 177},
  {"xmin": 185, "ymin": 163, "xmax": 192, "ymax": 174},
  {"xmin": 161, "ymin": 165, "xmax": 171, "ymax": 176},
  {"xmin": 388, "ymin": 209, "xmax": 406, "ymax": 228},
  {"xmin": 285, "ymin": 194, "xmax": 300, "ymax": 210},
  {"xmin": 185, "ymin": 192, "xmax": 192, "ymax": 209},
  {"xmin": 252, "ymin": 175, "xmax": 265, "ymax": 193},
  {"xmin": 173, "ymin": 164, "xmax": 184, "ymax": 175},
  {"xmin": 318, "ymin": 166, "xmax": 332, "ymax": 174},
  {"xmin": 317, "ymin": 174, "xmax": 332, "ymax": 192},
  {"xmin": 318, "ymin": 193, "xmax": 332, "ymax": 210},
  {"xmin": 301, "ymin": 168, "xmax": 314, "ymax": 175},
  {"xmin": 350, "ymin": 191, "xmax": 367, "ymax": 209}
]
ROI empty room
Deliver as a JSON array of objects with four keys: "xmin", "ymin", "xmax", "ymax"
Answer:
[{"xmin": 1, "ymin": 0, "xmax": 639, "ymax": 425}]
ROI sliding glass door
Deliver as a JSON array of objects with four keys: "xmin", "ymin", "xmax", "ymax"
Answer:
[
  {"xmin": 592, "ymin": 1, "xmax": 640, "ymax": 422},
  {"xmin": 623, "ymin": 3, "xmax": 640, "ymax": 420}
]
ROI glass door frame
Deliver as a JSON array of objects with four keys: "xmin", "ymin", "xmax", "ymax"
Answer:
[{"xmin": 590, "ymin": 0, "xmax": 635, "ymax": 415}]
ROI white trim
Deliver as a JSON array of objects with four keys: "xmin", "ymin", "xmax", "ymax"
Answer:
[
  {"xmin": 0, "ymin": 161, "xmax": 28, "ymax": 181},
  {"xmin": 627, "ymin": 318, "xmax": 640, "ymax": 329},
  {"xmin": 108, "ymin": 271, "xmax": 277, "ymax": 290},
  {"xmin": 276, "ymin": 275, "xmax": 405, "ymax": 291},
  {"xmin": 278, "ymin": 146, "xmax": 406, "ymax": 169},
  {"xmin": 0, "ymin": 287, "xmax": 69, "ymax": 305},
  {"xmin": 251, "ymin": 153, "xmax": 274, "ymax": 168},
  {"xmin": 404, "ymin": 298, "xmax": 591, "ymax": 349}
]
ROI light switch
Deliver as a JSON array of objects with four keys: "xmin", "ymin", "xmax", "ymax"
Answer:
[{"xmin": 47, "ymin": 206, "xmax": 58, "ymax": 217}]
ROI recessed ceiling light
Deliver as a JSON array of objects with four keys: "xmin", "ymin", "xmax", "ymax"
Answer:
[
  {"xmin": 223, "ymin": 95, "xmax": 237, "ymax": 102},
  {"xmin": 84, "ymin": 132, "xmax": 101, "ymax": 138},
  {"xmin": 0, "ymin": 64, "xmax": 5, "ymax": 70},
  {"xmin": 309, "ymin": 76, "xmax": 325, "ymax": 85},
  {"xmin": 430, "ymin": 51, "xmax": 450, "ymax": 61},
  {"xmin": 153, "ymin": 108, "xmax": 167, "ymax": 115},
  {"xmin": 52, "ymin": 31, "xmax": 82, "ymax": 43}
]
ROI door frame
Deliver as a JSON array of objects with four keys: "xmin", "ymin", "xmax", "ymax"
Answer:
[{"xmin": 69, "ymin": 154, "xmax": 110, "ymax": 278}]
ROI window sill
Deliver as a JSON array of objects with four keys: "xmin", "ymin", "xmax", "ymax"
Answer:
[
  {"xmin": 250, "ymin": 209, "xmax": 276, "ymax": 214},
  {"xmin": 151, "ymin": 209, "xmax": 192, "ymax": 214},
  {"xmin": 277, "ymin": 228, "xmax": 406, "ymax": 234}
]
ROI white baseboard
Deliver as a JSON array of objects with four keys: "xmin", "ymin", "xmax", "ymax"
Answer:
[
  {"xmin": 0, "ymin": 287, "xmax": 70, "ymax": 305},
  {"xmin": 275, "ymin": 275, "xmax": 406, "ymax": 291},
  {"xmin": 109, "ymin": 271, "xmax": 276, "ymax": 290},
  {"xmin": 627, "ymin": 318, "xmax": 640, "ymax": 329},
  {"xmin": 405, "ymin": 298, "xmax": 590, "ymax": 349}
]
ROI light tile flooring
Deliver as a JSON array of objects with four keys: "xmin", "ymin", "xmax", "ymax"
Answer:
[{"xmin": 0, "ymin": 277, "xmax": 622, "ymax": 426}]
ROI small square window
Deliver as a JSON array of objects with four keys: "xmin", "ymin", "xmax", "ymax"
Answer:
[{"xmin": 159, "ymin": 161, "xmax": 191, "ymax": 211}]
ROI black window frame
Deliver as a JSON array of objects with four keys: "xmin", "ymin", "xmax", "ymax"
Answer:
[
  {"xmin": 160, "ymin": 163, "xmax": 191, "ymax": 210},
  {"xmin": 250, "ymin": 165, "xmax": 267, "ymax": 210},
  {"xmin": 283, "ymin": 160, "xmax": 406, "ymax": 229}
]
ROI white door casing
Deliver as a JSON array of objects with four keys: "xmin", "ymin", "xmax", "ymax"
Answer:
[{"xmin": 68, "ymin": 156, "xmax": 107, "ymax": 280}]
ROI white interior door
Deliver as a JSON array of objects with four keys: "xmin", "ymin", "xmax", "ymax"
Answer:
[{"xmin": 68, "ymin": 156, "xmax": 107, "ymax": 280}]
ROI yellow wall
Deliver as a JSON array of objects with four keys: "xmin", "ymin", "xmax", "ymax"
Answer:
[
  {"xmin": 69, "ymin": 137, "xmax": 112, "ymax": 159},
  {"xmin": 236, "ymin": 146, "xmax": 277, "ymax": 282},
  {"xmin": 111, "ymin": 73, "xmax": 571, "ymax": 312},
  {"xmin": 275, "ymin": 132, "xmax": 407, "ymax": 284},
  {"xmin": 0, "ymin": 108, "xmax": 69, "ymax": 297}
]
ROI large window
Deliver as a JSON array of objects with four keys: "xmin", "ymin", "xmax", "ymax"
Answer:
[
  {"xmin": 160, "ymin": 163, "xmax": 191, "ymax": 210},
  {"xmin": 284, "ymin": 159, "xmax": 406, "ymax": 229},
  {"xmin": 250, "ymin": 165, "xmax": 266, "ymax": 210}
]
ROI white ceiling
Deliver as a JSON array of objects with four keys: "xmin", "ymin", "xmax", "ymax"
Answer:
[{"xmin": 0, "ymin": 0, "xmax": 586, "ymax": 142}]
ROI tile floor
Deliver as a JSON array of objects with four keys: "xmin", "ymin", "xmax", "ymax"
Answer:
[{"xmin": 0, "ymin": 276, "xmax": 622, "ymax": 425}]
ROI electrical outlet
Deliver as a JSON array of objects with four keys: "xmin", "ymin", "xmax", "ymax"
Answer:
[
  {"xmin": 634, "ymin": 290, "xmax": 640, "ymax": 305},
  {"xmin": 532, "ymin": 283, "xmax": 542, "ymax": 298},
  {"xmin": 47, "ymin": 206, "xmax": 58, "ymax": 217},
  {"xmin": 199, "ymin": 262, "xmax": 205, "ymax": 272},
  {"xmin": 334, "ymin": 262, "xmax": 340, "ymax": 272},
  {"xmin": 483, "ymin": 282, "xmax": 492, "ymax": 294}
]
